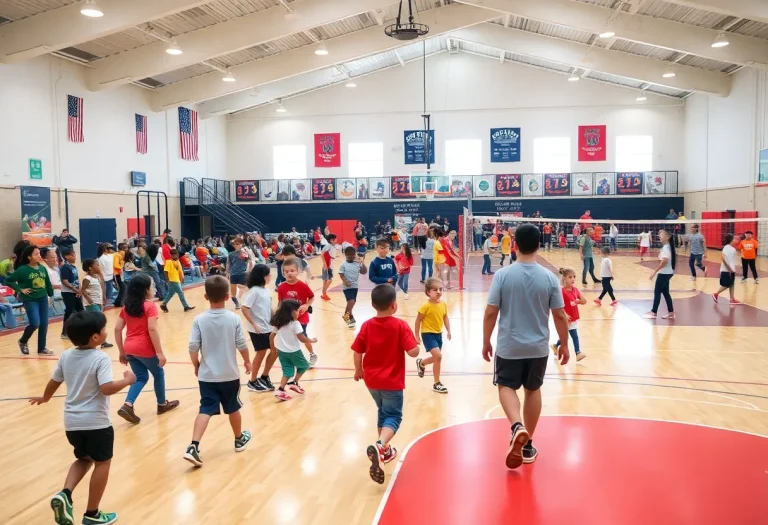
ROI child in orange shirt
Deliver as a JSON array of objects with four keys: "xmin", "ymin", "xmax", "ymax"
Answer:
[
  {"xmin": 738, "ymin": 230, "xmax": 759, "ymax": 283},
  {"xmin": 194, "ymin": 242, "xmax": 209, "ymax": 275}
]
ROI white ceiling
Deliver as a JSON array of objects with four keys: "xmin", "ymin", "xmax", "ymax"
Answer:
[{"xmin": 0, "ymin": 0, "xmax": 766, "ymax": 115}]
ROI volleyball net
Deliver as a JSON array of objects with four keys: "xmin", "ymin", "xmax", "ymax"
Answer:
[{"xmin": 457, "ymin": 212, "xmax": 767, "ymax": 289}]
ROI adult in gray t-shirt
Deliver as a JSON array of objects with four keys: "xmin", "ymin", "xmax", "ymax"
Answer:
[
  {"xmin": 579, "ymin": 229, "xmax": 599, "ymax": 285},
  {"xmin": 687, "ymin": 225, "xmax": 706, "ymax": 278},
  {"xmin": 482, "ymin": 223, "xmax": 569, "ymax": 470}
]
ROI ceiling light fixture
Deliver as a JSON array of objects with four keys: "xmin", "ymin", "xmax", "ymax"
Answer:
[
  {"xmin": 314, "ymin": 43, "xmax": 329, "ymax": 56},
  {"xmin": 636, "ymin": 91, "xmax": 647, "ymax": 102},
  {"xmin": 346, "ymin": 82, "xmax": 357, "ymax": 88},
  {"xmin": 222, "ymin": 71, "xmax": 236, "ymax": 82},
  {"xmin": 275, "ymin": 101, "xmax": 287, "ymax": 113},
  {"xmin": 662, "ymin": 65, "xmax": 676, "ymax": 78},
  {"xmin": 80, "ymin": 0, "xmax": 104, "ymax": 17},
  {"xmin": 385, "ymin": 0, "xmax": 430, "ymax": 40},
  {"xmin": 598, "ymin": 30, "xmax": 615, "ymax": 39},
  {"xmin": 165, "ymin": 39, "xmax": 183, "ymax": 55},
  {"xmin": 568, "ymin": 74, "xmax": 579, "ymax": 82},
  {"xmin": 711, "ymin": 32, "xmax": 730, "ymax": 48}
]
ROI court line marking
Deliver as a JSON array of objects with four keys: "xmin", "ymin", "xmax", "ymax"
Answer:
[{"xmin": 371, "ymin": 414, "xmax": 768, "ymax": 525}]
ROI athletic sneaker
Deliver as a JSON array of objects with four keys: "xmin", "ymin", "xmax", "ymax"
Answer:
[
  {"xmin": 403, "ymin": 293, "xmax": 409, "ymax": 300},
  {"xmin": 610, "ymin": 300, "xmax": 619, "ymax": 307},
  {"xmin": 348, "ymin": 315, "xmax": 357, "ymax": 328},
  {"xmin": 756, "ymin": 279, "xmax": 760, "ymax": 284},
  {"xmin": 232, "ymin": 298, "xmax": 241, "ymax": 310},
  {"xmin": 522, "ymin": 442, "xmax": 538, "ymax": 464},
  {"xmin": 247, "ymin": 379, "xmax": 268, "ymax": 393},
  {"xmin": 380, "ymin": 443, "xmax": 398, "ymax": 464},
  {"xmin": 321, "ymin": 294, "xmax": 331, "ymax": 301},
  {"xmin": 550, "ymin": 343, "xmax": 559, "ymax": 356},
  {"xmin": 642, "ymin": 312, "xmax": 657, "ymax": 319},
  {"xmin": 712, "ymin": 293, "xmax": 719, "ymax": 303},
  {"xmin": 366, "ymin": 445, "xmax": 385, "ymax": 484},
  {"xmin": 184, "ymin": 306, "xmax": 196, "ymax": 312},
  {"xmin": 38, "ymin": 348, "xmax": 55, "ymax": 356},
  {"xmin": 506, "ymin": 425, "xmax": 530, "ymax": 469},
  {"xmin": 576, "ymin": 353, "xmax": 587, "ymax": 362},
  {"xmin": 160, "ymin": 303, "xmax": 169, "ymax": 313},
  {"xmin": 309, "ymin": 353, "xmax": 318, "ymax": 368},
  {"xmin": 82, "ymin": 510, "xmax": 118, "ymax": 524},
  {"xmin": 741, "ymin": 277, "xmax": 747, "ymax": 282},
  {"xmin": 260, "ymin": 376, "xmax": 276, "ymax": 391},
  {"xmin": 50, "ymin": 491, "xmax": 74, "ymax": 525},
  {"xmin": 689, "ymin": 276, "xmax": 696, "ymax": 282},
  {"xmin": 661, "ymin": 313, "xmax": 675, "ymax": 319},
  {"xmin": 730, "ymin": 299, "xmax": 743, "ymax": 305},
  {"xmin": 287, "ymin": 380, "xmax": 305, "ymax": 395},
  {"xmin": 234, "ymin": 430, "xmax": 252, "ymax": 452},
  {"xmin": 416, "ymin": 358, "xmax": 425, "ymax": 378},
  {"xmin": 117, "ymin": 404, "xmax": 141, "ymax": 424},
  {"xmin": 18, "ymin": 340, "xmax": 29, "ymax": 355},
  {"xmin": 432, "ymin": 382, "xmax": 448, "ymax": 394},
  {"xmin": 593, "ymin": 299, "xmax": 601, "ymax": 306},
  {"xmin": 275, "ymin": 389, "xmax": 292, "ymax": 401},
  {"xmin": 183, "ymin": 444, "xmax": 203, "ymax": 467},
  {"xmin": 101, "ymin": 342, "xmax": 113, "ymax": 349},
  {"xmin": 343, "ymin": 312, "xmax": 351, "ymax": 326}
]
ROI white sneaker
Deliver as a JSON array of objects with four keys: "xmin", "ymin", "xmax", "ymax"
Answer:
[
  {"xmin": 309, "ymin": 353, "xmax": 318, "ymax": 368},
  {"xmin": 689, "ymin": 276, "xmax": 695, "ymax": 282},
  {"xmin": 403, "ymin": 293, "xmax": 409, "ymax": 300}
]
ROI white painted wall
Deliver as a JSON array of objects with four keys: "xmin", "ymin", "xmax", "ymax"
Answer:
[
  {"xmin": 227, "ymin": 52, "xmax": 685, "ymax": 181},
  {"xmin": 0, "ymin": 55, "xmax": 227, "ymax": 196}
]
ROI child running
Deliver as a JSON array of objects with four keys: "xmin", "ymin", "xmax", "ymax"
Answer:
[
  {"xmin": 638, "ymin": 230, "xmax": 651, "ymax": 261},
  {"xmin": 184, "ymin": 276, "xmax": 252, "ymax": 468},
  {"xmin": 352, "ymin": 284, "xmax": 420, "ymax": 484},
  {"xmin": 31, "ymin": 310, "xmax": 136, "ymax": 525},
  {"xmin": 394, "ymin": 244, "xmax": 414, "ymax": 299},
  {"xmin": 415, "ymin": 278, "xmax": 452, "ymax": 393},
  {"xmin": 240, "ymin": 264, "xmax": 278, "ymax": 393},
  {"xmin": 369, "ymin": 239, "xmax": 397, "ymax": 287},
  {"xmin": 320, "ymin": 233, "xmax": 338, "ymax": 301},
  {"xmin": 161, "ymin": 249, "xmax": 195, "ymax": 313},
  {"xmin": 277, "ymin": 256, "xmax": 317, "ymax": 367},
  {"xmin": 339, "ymin": 246, "xmax": 367, "ymax": 328},
  {"xmin": 713, "ymin": 233, "xmax": 742, "ymax": 306},
  {"xmin": 551, "ymin": 268, "xmax": 587, "ymax": 361},
  {"xmin": 270, "ymin": 300, "xmax": 317, "ymax": 401},
  {"xmin": 594, "ymin": 246, "xmax": 618, "ymax": 306},
  {"xmin": 115, "ymin": 274, "xmax": 180, "ymax": 424}
]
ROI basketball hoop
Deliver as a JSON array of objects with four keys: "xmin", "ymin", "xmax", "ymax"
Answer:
[{"xmin": 424, "ymin": 181, "xmax": 436, "ymax": 200}]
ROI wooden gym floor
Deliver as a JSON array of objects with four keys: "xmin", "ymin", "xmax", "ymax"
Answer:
[{"xmin": 1, "ymin": 248, "xmax": 767, "ymax": 524}]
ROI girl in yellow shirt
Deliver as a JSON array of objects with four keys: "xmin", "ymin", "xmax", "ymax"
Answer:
[
  {"xmin": 414, "ymin": 277, "xmax": 452, "ymax": 393},
  {"xmin": 433, "ymin": 229, "xmax": 447, "ymax": 282},
  {"xmin": 500, "ymin": 231, "xmax": 512, "ymax": 266}
]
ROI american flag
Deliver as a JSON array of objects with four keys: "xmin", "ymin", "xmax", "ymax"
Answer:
[
  {"xmin": 67, "ymin": 95, "xmax": 84, "ymax": 143},
  {"xmin": 135, "ymin": 113, "xmax": 148, "ymax": 154},
  {"xmin": 179, "ymin": 107, "xmax": 199, "ymax": 161}
]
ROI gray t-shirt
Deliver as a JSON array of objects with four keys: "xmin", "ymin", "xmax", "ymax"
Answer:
[
  {"xmin": 422, "ymin": 239, "xmax": 435, "ymax": 260},
  {"xmin": 339, "ymin": 261, "xmax": 363, "ymax": 289},
  {"xmin": 51, "ymin": 349, "xmax": 113, "ymax": 431},
  {"xmin": 688, "ymin": 233, "xmax": 705, "ymax": 255},
  {"xmin": 580, "ymin": 235, "xmax": 594, "ymax": 258},
  {"xmin": 227, "ymin": 249, "xmax": 248, "ymax": 276},
  {"xmin": 487, "ymin": 262, "xmax": 564, "ymax": 359},
  {"xmin": 189, "ymin": 309, "xmax": 248, "ymax": 382}
]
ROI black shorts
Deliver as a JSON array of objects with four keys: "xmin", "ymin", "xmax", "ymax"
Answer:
[
  {"xmin": 199, "ymin": 379, "xmax": 243, "ymax": 415},
  {"xmin": 66, "ymin": 426, "xmax": 114, "ymax": 462},
  {"xmin": 230, "ymin": 273, "xmax": 246, "ymax": 286},
  {"xmin": 493, "ymin": 355, "xmax": 548, "ymax": 391},
  {"xmin": 343, "ymin": 288, "xmax": 358, "ymax": 301},
  {"xmin": 249, "ymin": 332, "xmax": 271, "ymax": 351},
  {"xmin": 719, "ymin": 271, "xmax": 735, "ymax": 288}
]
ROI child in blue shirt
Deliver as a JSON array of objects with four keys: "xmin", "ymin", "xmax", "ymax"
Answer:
[{"xmin": 368, "ymin": 239, "xmax": 397, "ymax": 287}]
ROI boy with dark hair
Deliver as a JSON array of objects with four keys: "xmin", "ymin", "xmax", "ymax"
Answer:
[
  {"xmin": 352, "ymin": 284, "xmax": 420, "ymax": 484},
  {"xmin": 184, "ymin": 276, "xmax": 252, "ymax": 468},
  {"xmin": 60, "ymin": 248, "xmax": 84, "ymax": 340},
  {"xmin": 227, "ymin": 238, "xmax": 249, "ymax": 309},
  {"xmin": 368, "ymin": 239, "xmax": 397, "ymax": 287},
  {"xmin": 320, "ymin": 233, "xmax": 338, "ymax": 301},
  {"xmin": 339, "ymin": 246, "xmax": 367, "ymax": 327},
  {"xmin": 160, "ymin": 249, "xmax": 195, "ymax": 313},
  {"xmin": 30, "ymin": 311, "xmax": 136, "ymax": 525}
]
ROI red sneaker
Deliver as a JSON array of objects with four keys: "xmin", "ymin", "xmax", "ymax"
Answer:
[
  {"xmin": 321, "ymin": 294, "xmax": 331, "ymax": 301},
  {"xmin": 287, "ymin": 381, "xmax": 305, "ymax": 395},
  {"xmin": 275, "ymin": 389, "xmax": 292, "ymax": 402},
  {"xmin": 377, "ymin": 442, "xmax": 398, "ymax": 464},
  {"xmin": 712, "ymin": 293, "xmax": 719, "ymax": 303},
  {"xmin": 730, "ymin": 299, "xmax": 742, "ymax": 305},
  {"xmin": 610, "ymin": 300, "xmax": 619, "ymax": 306},
  {"xmin": 593, "ymin": 299, "xmax": 602, "ymax": 306}
]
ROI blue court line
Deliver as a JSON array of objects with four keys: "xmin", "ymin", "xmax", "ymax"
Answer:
[{"xmin": 6, "ymin": 372, "xmax": 768, "ymax": 403}]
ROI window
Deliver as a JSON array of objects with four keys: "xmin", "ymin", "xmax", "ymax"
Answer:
[
  {"xmin": 616, "ymin": 136, "xmax": 653, "ymax": 172},
  {"xmin": 273, "ymin": 145, "xmax": 306, "ymax": 180},
  {"xmin": 445, "ymin": 139, "xmax": 481, "ymax": 176},
  {"xmin": 533, "ymin": 137, "xmax": 570, "ymax": 173},
  {"xmin": 348, "ymin": 142, "xmax": 384, "ymax": 178}
]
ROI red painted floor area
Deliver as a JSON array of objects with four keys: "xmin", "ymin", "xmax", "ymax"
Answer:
[
  {"xmin": 376, "ymin": 417, "xmax": 768, "ymax": 525},
  {"xmin": 621, "ymin": 291, "xmax": 768, "ymax": 326}
]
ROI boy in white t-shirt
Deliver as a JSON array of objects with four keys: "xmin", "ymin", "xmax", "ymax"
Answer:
[
  {"xmin": 594, "ymin": 246, "xmax": 617, "ymax": 306},
  {"xmin": 713, "ymin": 234, "xmax": 742, "ymax": 306},
  {"xmin": 638, "ymin": 231, "xmax": 651, "ymax": 261}
]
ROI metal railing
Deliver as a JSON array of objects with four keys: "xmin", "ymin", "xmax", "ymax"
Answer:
[{"xmin": 183, "ymin": 178, "xmax": 267, "ymax": 234}]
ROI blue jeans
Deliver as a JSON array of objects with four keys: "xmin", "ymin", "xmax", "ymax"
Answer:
[
  {"xmin": 146, "ymin": 270, "xmax": 166, "ymax": 299},
  {"xmin": 482, "ymin": 254, "xmax": 492, "ymax": 274},
  {"xmin": 610, "ymin": 237, "xmax": 617, "ymax": 252},
  {"xmin": 163, "ymin": 282, "xmax": 189, "ymax": 308},
  {"xmin": 474, "ymin": 233, "xmax": 484, "ymax": 251},
  {"xmin": 20, "ymin": 296, "xmax": 49, "ymax": 352},
  {"xmin": 275, "ymin": 261, "xmax": 285, "ymax": 288},
  {"xmin": 0, "ymin": 303, "xmax": 17, "ymax": 328},
  {"xmin": 421, "ymin": 258, "xmax": 433, "ymax": 281},
  {"xmin": 126, "ymin": 355, "xmax": 166, "ymax": 405},
  {"xmin": 689, "ymin": 253, "xmax": 705, "ymax": 277},
  {"xmin": 105, "ymin": 280, "xmax": 116, "ymax": 304},
  {"xmin": 397, "ymin": 273, "xmax": 410, "ymax": 294},
  {"xmin": 368, "ymin": 389, "xmax": 404, "ymax": 433},
  {"xmin": 556, "ymin": 328, "xmax": 580, "ymax": 355}
]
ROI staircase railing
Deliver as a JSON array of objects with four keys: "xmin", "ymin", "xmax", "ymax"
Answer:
[{"xmin": 183, "ymin": 178, "xmax": 267, "ymax": 234}]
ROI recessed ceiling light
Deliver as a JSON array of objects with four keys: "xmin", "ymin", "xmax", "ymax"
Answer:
[
  {"xmin": 165, "ymin": 39, "xmax": 183, "ymax": 55},
  {"xmin": 636, "ymin": 92, "xmax": 647, "ymax": 101},
  {"xmin": 568, "ymin": 74, "xmax": 579, "ymax": 82},
  {"xmin": 80, "ymin": 0, "xmax": 104, "ymax": 17},
  {"xmin": 275, "ymin": 101, "xmax": 287, "ymax": 113},
  {"xmin": 662, "ymin": 65, "xmax": 676, "ymax": 78},
  {"xmin": 222, "ymin": 71, "xmax": 236, "ymax": 82},
  {"xmin": 314, "ymin": 43, "xmax": 329, "ymax": 56},
  {"xmin": 599, "ymin": 31, "xmax": 615, "ymax": 39},
  {"xmin": 346, "ymin": 82, "xmax": 357, "ymax": 88},
  {"xmin": 711, "ymin": 32, "xmax": 729, "ymax": 48}
]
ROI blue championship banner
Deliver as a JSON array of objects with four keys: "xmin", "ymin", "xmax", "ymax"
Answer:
[
  {"xmin": 490, "ymin": 127, "xmax": 521, "ymax": 163},
  {"xmin": 404, "ymin": 130, "xmax": 435, "ymax": 165},
  {"xmin": 544, "ymin": 173, "xmax": 570, "ymax": 196}
]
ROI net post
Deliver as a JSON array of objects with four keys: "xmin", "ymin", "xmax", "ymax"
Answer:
[{"xmin": 458, "ymin": 212, "xmax": 465, "ymax": 290}]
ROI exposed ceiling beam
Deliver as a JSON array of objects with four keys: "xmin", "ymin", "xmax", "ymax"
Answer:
[
  {"xmin": 370, "ymin": 9, "xmax": 386, "ymax": 26},
  {"xmin": 151, "ymin": 3, "xmax": 496, "ymax": 110},
  {"xmin": 395, "ymin": 49, "xmax": 406, "ymax": 67},
  {"xmin": 451, "ymin": 24, "xmax": 730, "ymax": 96},
  {"xmin": 454, "ymin": 0, "xmax": 768, "ymax": 70},
  {"xmin": 0, "ymin": 0, "xmax": 209, "ymax": 63},
  {"xmin": 659, "ymin": 0, "xmax": 768, "ymax": 24},
  {"xmin": 87, "ymin": 0, "xmax": 396, "ymax": 90}
]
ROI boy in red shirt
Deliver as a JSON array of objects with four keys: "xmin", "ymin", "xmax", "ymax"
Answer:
[
  {"xmin": 277, "ymin": 256, "xmax": 317, "ymax": 367},
  {"xmin": 352, "ymin": 284, "xmax": 420, "ymax": 484}
]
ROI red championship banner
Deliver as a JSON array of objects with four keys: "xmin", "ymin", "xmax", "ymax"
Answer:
[
  {"xmin": 314, "ymin": 133, "xmax": 341, "ymax": 167},
  {"xmin": 578, "ymin": 125, "xmax": 606, "ymax": 162}
]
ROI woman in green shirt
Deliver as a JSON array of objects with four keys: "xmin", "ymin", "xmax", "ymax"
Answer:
[{"xmin": 5, "ymin": 245, "xmax": 54, "ymax": 355}]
